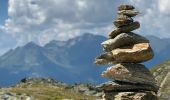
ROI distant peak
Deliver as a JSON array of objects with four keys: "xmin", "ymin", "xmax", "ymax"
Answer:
[
  {"xmin": 82, "ymin": 33, "xmax": 94, "ymax": 37},
  {"xmin": 24, "ymin": 42, "xmax": 40, "ymax": 48}
]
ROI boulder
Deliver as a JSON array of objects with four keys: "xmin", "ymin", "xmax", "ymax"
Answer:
[
  {"xmin": 118, "ymin": 5, "xmax": 135, "ymax": 11},
  {"xmin": 109, "ymin": 21, "xmax": 140, "ymax": 38},
  {"xmin": 97, "ymin": 81, "xmax": 158, "ymax": 92},
  {"xmin": 103, "ymin": 91, "xmax": 158, "ymax": 100},
  {"xmin": 95, "ymin": 43, "xmax": 154, "ymax": 65},
  {"xmin": 102, "ymin": 63, "xmax": 157, "ymax": 85},
  {"xmin": 118, "ymin": 10, "xmax": 139, "ymax": 17},
  {"xmin": 101, "ymin": 32, "xmax": 149, "ymax": 52}
]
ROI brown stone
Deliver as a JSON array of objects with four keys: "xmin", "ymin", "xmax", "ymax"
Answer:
[
  {"xmin": 114, "ymin": 20, "xmax": 132, "ymax": 28},
  {"xmin": 101, "ymin": 32, "xmax": 149, "ymax": 52},
  {"xmin": 94, "ymin": 43, "xmax": 154, "ymax": 65},
  {"xmin": 114, "ymin": 15, "xmax": 133, "ymax": 27},
  {"xmin": 118, "ymin": 10, "xmax": 139, "ymax": 17},
  {"xmin": 111, "ymin": 43, "xmax": 154, "ymax": 63},
  {"xmin": 102, "ymin": 63, "xmax": 157, "ymax": 85},
  {"xmin": 118, "ymin": 5, "xmax": 135, "ymax": 11},
  {"xmin": 109, "ymin": 21, "xmax": 140, "ymax": 38},
  {"xmin": 103, "ymin": 91, "xmax": 158, "ymax": 100}
]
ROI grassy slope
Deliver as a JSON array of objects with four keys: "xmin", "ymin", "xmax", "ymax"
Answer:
[{"xmin": 0, "ymin": 83, "xmax": 97, "ymax": 100}]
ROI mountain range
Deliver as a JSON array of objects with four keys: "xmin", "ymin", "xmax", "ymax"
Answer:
[{"xmin": 0, "ymin": 33, "xmax": 169, "ymax": 86}]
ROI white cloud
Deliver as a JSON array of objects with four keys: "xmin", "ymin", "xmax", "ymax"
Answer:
[
  {"xmin": 1, "ymin": 0, "xmax": 170, "ymax": 49},
  {"xmin": 4, "ymin": 0, "xmax": 127, "ymax": 46},
  {"xmin": 158, "ymin": 0, "xmax": 170, "ymax": 14},
  {"xmin": 129, "ymin": 0, "xmax": 170, "ymax": 38}
]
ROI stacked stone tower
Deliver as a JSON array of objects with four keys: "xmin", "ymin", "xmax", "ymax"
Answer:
[{"xmin": 94, "ymin": 5, "xmax": 159, "ymax": 100}]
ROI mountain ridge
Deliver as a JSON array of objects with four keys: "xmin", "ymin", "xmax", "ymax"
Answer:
[{"xmin": 0, "ymin": 33, "xmax": 169, "ymax": 86}]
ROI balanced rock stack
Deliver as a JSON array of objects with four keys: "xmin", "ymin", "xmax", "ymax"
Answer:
[{"xmin": 94, "ymin": 5, "xmax": 159, "ymax": 100}]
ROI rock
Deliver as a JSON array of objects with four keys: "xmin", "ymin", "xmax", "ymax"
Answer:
[
  {"xmin": 118, "ymin": 5, "xmax": 135, "ymax": 11},
  {"xmin": 114, "ymin": 20, "xmax": 132, "ymax": 28},
  {"xmin": 103, "ymin": 91, "xmax": 158, "ymax": 100},
  {"xmin": 110, "ymin": 43, "xmax": 154, "ymax": 63},
  {"xmin": 97, "ymin": 81, "xmax": 158, "ymax": 92},
  {"xmin": 0, "ymin": 92, "xmax": 34, "ymax": 100},
  {"xmin": 114, "ymin": 15, "xmax": 133, "ymax": 27},
  {"xmin": 118, "ymin": 10, "xmax": 139, "ymax": 17},
  {"xmin": 102, "ymin": 63, "xmax": 157, "ymax": 85},
  {"xmin": 109, "ymin": 21, "xmax": 140, "ymax": 38},
  {"xmin": 95, "ymin": 4, "xmax": 158, "ymax": 100},
  {"xmin": 101, "ymin": 32, "xmax": 149, "ymax": 52},
  {"xmin": 95, "ymin": 43, "xmax": 154, "ymax": 65},
  {"xmin": 19, "ymin": 77, "xmax": 65, "ymax": 87}
]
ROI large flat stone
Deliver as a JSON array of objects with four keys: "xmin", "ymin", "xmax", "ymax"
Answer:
[
  {"xmin": 97, "ymin": 81, "xmax": 159, "ymax": 92},
  {"xmin": 101, "ymin": 32, "xmax": 149, "ymax": 52},
  {"xmin": 109, "ymin": 21, "xmax": 140, "ymax": 38},
  {"xmin": 111, "ymin": 43, "xmax": 154, "ymax": 63},
  {"xmin": 102, "ymin": 63, "xmax": 157, "ymax": 85},
  {"xmin": 95, "ymin": 43, "xmax": 154, "ymax": 65}
]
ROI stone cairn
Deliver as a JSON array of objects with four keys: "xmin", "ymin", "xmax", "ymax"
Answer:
[{"xmin": 94, "ymin": 5, "xmax": 159, "ymax": 100}]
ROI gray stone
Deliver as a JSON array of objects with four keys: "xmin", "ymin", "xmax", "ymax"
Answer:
[
  {"xmin": 97, "ymin": 81, "xmax": 158, "ymax": 92},
  {"xmin": 101, "ymin": 32, "xmax": 149, "ymax": 52},
  {"xmin": 118, "ymin": 10, "xmax": 139, "ymax": 17},
  {"xmin": 102, "ymin": 63, "xmax": 157, "ymax": 86},
  {"xmin": 118, "ymin": 5, "xmax": 135, "ymax": 11},
  {"xmin": 94, "ymin": 52, "xmax": 114, "ymax": 65},
  {"xmin": 109, "ymin": 21, "xmax": 140, "ymax": 38}
]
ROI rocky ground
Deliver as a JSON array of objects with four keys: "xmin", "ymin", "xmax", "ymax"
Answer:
[
  {"xmin": 0, "ymin": 77, "xmax": 103, "ymax": 100},
  {"xmin": 151, "ymin": 60, "xmax": 170, "ymax": 100}
]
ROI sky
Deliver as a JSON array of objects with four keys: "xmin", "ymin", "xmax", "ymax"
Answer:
[{"xmin": 0, "ymin": 0, "xmax": 170, "ymax": 55}]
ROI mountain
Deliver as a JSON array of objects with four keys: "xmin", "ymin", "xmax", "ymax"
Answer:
[
  {"xmin": 0, "ymin": 33, "xmax": 169, "ymax": 86},
  {"xmin": 0, "ymin": 33, "xmax": 107, "ymax": 86},
  {"xmin": 145, "ymin": 36, "xmax": 170, "ymax": 67},
  {"xmin": 151, "ymin": 60, "xmax": 170, "ymax": 100}
]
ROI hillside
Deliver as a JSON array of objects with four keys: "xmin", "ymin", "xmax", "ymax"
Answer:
[
  {"xmin": 0, "ymin": 77, "xmax": 102, "ymax": 100},
  {"xmin": 151, "ymin": 60, "xmax": 170, "ymax": 100}
]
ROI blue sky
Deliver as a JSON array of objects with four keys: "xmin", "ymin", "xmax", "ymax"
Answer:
[
  {"xmin": 0, "ymin": 0, "xmax": 170, "ymax": 55},
  {"xmin": 0, "ymin": 0, "xmax": 8, "ymax": 25}
]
